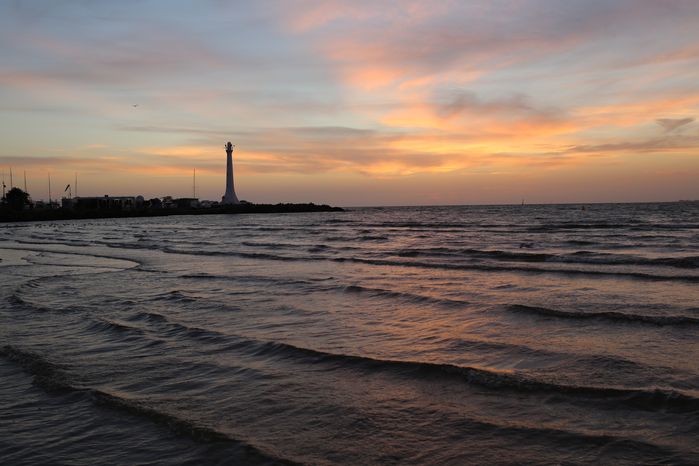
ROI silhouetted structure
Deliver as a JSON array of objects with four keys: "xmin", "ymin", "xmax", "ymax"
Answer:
[
  {"xmin": 5, "ymin": 188, "xmax": 30, "ymax": 212},
  {"xmin": 73, "ymin": 195, "xmax": 141, "ymax": 210},
  {"xmin": 221, "ymin": 142, "xmax": 240, "ymax": 205},
  {"xmin": 1, "ymin": 173, "xmax": 342, "ymax": 222},
  {"xmin": 176, "ymin": 198, "xmax": 199, "ymax": 209}
]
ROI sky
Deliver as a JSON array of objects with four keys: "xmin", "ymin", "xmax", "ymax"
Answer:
[{"xmin": 1, "ymin": 0, "xmax": 698, "ymax": 206}]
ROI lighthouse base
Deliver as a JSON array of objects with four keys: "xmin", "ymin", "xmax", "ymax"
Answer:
[{"xmin": 221, "ymin": 193, "xmax": 240, "ymax": 205}]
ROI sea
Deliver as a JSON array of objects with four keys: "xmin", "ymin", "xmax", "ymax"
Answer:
[{"xmin": 1, "ymin": 202, "xmax": 698, "ymax": 465}]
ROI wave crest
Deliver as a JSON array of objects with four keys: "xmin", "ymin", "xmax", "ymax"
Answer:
[{"xmin": 505, "ymin": 304, "xmax": 699, "ymax": 326}]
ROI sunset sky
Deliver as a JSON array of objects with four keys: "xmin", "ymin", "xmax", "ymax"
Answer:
[{"xmin": 1, "ymin": 0, "xmax": 698, "ymax": 205}]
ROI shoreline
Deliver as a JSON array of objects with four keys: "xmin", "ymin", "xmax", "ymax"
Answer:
[{"xmin": 0, "ymin": 203, "xmax": 344, "ymax": 223}]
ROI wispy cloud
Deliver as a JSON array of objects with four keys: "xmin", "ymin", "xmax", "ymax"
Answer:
[
  {"xmin": 568, "ymin": 134, "xmax": 699, "ymax": 154},
  {"xmin": 656, "ymin": 117, "xmax": 694, "ymax": 132}
]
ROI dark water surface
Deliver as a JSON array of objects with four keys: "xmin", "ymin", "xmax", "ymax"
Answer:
[{"xmin": 1, "ymin": 203, "xmax": 698, "ymax": 465}]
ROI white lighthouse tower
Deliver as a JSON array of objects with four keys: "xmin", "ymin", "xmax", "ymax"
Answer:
[{"xmin": 221, "ymin": 141, "xmax": 240, "ymax": 204}]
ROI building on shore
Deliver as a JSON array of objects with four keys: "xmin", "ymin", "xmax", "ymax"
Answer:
[
  {"xmin": 175, "ymin": 198, "xmax": 199, "ymax": 209},
  {"xmin": 67, "ymin": 195, "xmax": 144, "ymax": 210},
  {"xmin": 34, "ymin": 200, "xmax": 60, "ymax": 210}
]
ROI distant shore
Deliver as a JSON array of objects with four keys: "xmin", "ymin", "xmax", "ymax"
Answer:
[{"xmin": 0, "ymin": 203, "xmax": 344, "ymax": 223}]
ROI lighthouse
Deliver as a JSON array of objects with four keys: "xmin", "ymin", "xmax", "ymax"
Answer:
[{"xmin": 221, "ymin": 141, "xmax": 240, "ymax": 204}]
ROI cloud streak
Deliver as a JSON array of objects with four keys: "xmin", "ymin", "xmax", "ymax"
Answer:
[{"xmin": 656, "ymin": 117, "xmax": 694, "ymax": 132}]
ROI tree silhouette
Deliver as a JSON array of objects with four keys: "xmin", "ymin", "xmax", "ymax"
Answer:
[{"xmin": 6, "ymin": 187, "xmax": 29, "ymax": 212}]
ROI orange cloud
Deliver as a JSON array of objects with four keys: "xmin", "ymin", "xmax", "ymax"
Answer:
[
  {"xmin": 344, "ymin": 67, "xmax": 404, "ymax": 90},
  {"xmin": 576, "ymin": 95, "xmax": 699, "ymax": 128}
]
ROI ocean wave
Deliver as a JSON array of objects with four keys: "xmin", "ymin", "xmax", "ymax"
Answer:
[
  {"xmin": 100, "ymin": 241, "xmax": 164, "ymax": 251},
  {"xmin": 505, "ymin": 304, "xmax": 699, "ymax": 326},
  {"xmin": 341, "ymin": 284, "xmax": 469, "ymax": 308},
  {"xmin": 562, "ymin": 251, "xmax": 699, "ymax": 269},
  {"xmin": 148, "ymin": 290, "xmax": 202, "ymax": 304},
  {"xmin": 8, "ymin": 293, "xmax": 76, "ymax": 314},
  {"xmin": 0, "ymin": 345, "xmax": 299, "ymax": 465},
  {"xmin": 141, "ymin": 316, "xmax": 232, "ymax": 344},
  {"xmin": 396, "ymin": 248, "xmax": 553, "ymax": 262},
  {"xmin": 6, "ymin": 346, "xmax": 680, "ymax": 464},
  {"xmin": 128, "ymin": 311, "xmax": 171, "ymax": 324},
  {"xmin": 242, "ymin": 340, "xmax": 699, "ymax": 413},
  {"xmin": 564, "ymin": 240, "xmax": 598, "ymax": 246},
  {"xmin": 323, "ymin": 218, "xmax": 356, "ymax": 224},
  {"xmin": 87, "ymin": 318, "xmax": 148, "ymax": 336},
  {"xmin": 161, "ymin": 247, "xmax": 305, "ymax": 262},
  {"xmin": 360, "ymin": 235, "xmax": 389, "ymax": 241},
  {"xmin": 331, "ymin": 257, "xmax": 699, "ymax": 282},
  {"xmin": 307, "ymin": 244, "xmax": 330, "ymax": 253},
  {"xmin": 178, "ymin": 273, "xmax": 315, "ymax": 290},
  {"xmin": 322, "ymin": 235, "xmax": 389, "ymax": 242},
  {"xmin": 446, "ymin": 337, "xmax": 650, "ymax": 369},
  {"xmin": 393, "ymin": 248, "xmax": 699, "ymax": 269},
  {"xmin": 529, "ymin": 222, "xmax": 632, "ymax": 231},
  {"xmin": 530, "ymin": 222, "xmax": 699, "ymax": 232},
  {"xmin": 0, "ymin": 345, "xmax": 71, "ymax": 391},
  {"xmin": 446, "ymin": 337, "xmax": 698, "ymax": 390},
  {"xmin": 446, "ymin": 416, "xmax": 683, "ymax": 462},
  {"xmin": 644, "ymin": 256, "xmax": 699, "ymax": 269},
  {"xmin": 122, "ymin": 316, "xmax": 699, "ymax": 413},
  {"xmin": 362, "ymin": 221, "xmax": 473, "ymax": 229},
  {"xmin": 321, "ymin": 236, "xmax": 355, "ymax": 242},
  {"xmin": 0, "ymin": 244, "xmax": 142, "ymax": 268},
  {"xmin": 241, "ymin": 241, "xmax": 302, "ymax": 249}
]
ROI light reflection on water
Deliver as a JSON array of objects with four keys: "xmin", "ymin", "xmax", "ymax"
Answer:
[{"xmin": 1, "ymin": 203, "xmax": 698, "ymax": 465}]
